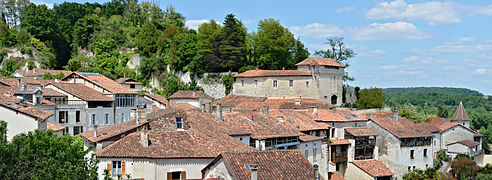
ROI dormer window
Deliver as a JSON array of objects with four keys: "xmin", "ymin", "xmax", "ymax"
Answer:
[{"xmin": 176, "ymin": 117, "xmax": 183, "ymax": 129}]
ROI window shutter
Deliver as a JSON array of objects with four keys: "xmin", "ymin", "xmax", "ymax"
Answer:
[
  {"xmin": 107, "ymin": 161, "xmax": 112, "ymax": 176},
  {"xmin": 122, "ymin": 161, "xmax": 126, "ymax": 176},
  {"xmin": 181, "ymin": 171, "xmax": 186, "ymax": 179},
  {"xmin": 167, "ymin": 172, "xmax": 172, "ymax": 180}
]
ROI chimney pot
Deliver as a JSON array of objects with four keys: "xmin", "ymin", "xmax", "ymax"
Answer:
[
  {"xmin": 262, "ymin": 106, "xmax": 269, "ymax": 116},
  {"xmin": 282, "ymin": 67, "xmax": 285, "ymax": 70},
  {"xmin": 141, "ymin": 131, "xmax": 149, "ymax": 147},
  {"xmin": 216, "ymin": 103, "xmax": 223, "ymax": 121},
  {"xmin": 192, "ymin": 90, "xmax": 196, "ymax": 97},
  {"xmin": 393, "ymin": 110, "xmax": 399, "ymax": 122},
  {"xmin": 93, "ymin": 124, "xmax": 98, "ymax": 137}
]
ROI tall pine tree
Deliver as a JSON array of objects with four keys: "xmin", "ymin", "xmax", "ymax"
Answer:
[{"xmin": 217, "ymin": 14, "xmax": 246, "ymax": 71}]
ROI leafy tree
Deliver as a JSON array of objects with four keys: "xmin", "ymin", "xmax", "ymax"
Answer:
[
  {"xmin": 0, "ymin": 59, "xmax": 19, "ymax": 76},
  {"xmin": 0, "ymin": 123, "xmax": 98, "ymax": 179},
  {"xmin": 135, "ymin": 22, "xmax": 160, "ymax": 56},
  {"xmin": 217, "ymin": 14, "xmax": 247, "ymax": 71},
  {"xmin": 222, "ymin": 73, "xmax": 234, "ymax": 95},
  {"xmin": 238, "ymin": 65, "xmax": 256, "ymax": 73},
  {"xmin": 162, "ymin": 5, "xmax": 185, "ymax": 28},
  {"xmin": 17, "ymin": 28, "xmax": 30, "ymax": 45},
  {"xmin": 450, "ymin": 156, "xmax": 479, "ymax": 179},
  {"xmin": 356, "ymin": 88, "xmax": 384, "ymax": 109},
  {"xmin": 197, "ymin": 20, "xmax": 221, "ymax": 55},
  {"xmin": 43, "ymin": 72, "xmax": 53, "ymax": 79},
  {"xmin": 437, "ymin": 105, "xmax": 449, "ymax": 118},
  {"xmin": 64, "ymin": 54, "xmax": 90, "ymax": 71},
  {"xmin": 403, "ymin": 168, "xmax": 438, "ymax": 180},
  {"xmin": 72, "ymin": 13, "xmax": 101, "ymax": 48},
  {"xmin": 314, "ymin": 37, "xmax": 355, "ymax": 81},
  {"xmin": 20, "ymin": 4, "xmax": 57, "ymax": 42}
]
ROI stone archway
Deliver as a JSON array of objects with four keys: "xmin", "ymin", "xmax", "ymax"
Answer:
[{"xmin": 331, "ymin": 95, "xmax": 337, "ymax": 105}]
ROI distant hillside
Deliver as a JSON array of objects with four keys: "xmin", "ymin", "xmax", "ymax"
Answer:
[{"xmin": 383, "ymin": 87, "xmax": 483, "ymax": 96}]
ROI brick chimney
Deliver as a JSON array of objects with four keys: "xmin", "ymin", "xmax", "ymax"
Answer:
[
  {"xmin": 393, "ymin": 110, "xmax": 399, "ymax": 122},
  {"xmin": 93, "ymin": 124, "xmax": 98, "ymax": 137},
  {"xmin": 261, "ymin": 106, "xmax": 269, "ymax": 116},
  {"xmin": 250, "ymin": 164, "xmax": 258, "ymax": 180},
  {"xmin": 216, "ymin": 103, "xmax": 222, "ymax": 121},
  {"xmin": 141, "ymin": 131, "xmax": 149, "ymax": 147}
]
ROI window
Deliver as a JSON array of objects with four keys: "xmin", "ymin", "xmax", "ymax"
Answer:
[
  {"xmin": 306, "ymin": 81, "xmax": 309, "ymax": 87},
  {"xmin": 91, "ymin": 114, "xmax": 96, "ymax": 125},
  {"xmin": 413, "ymin": 166, "xmax": 416, "ymax": 170},
  {"xmin": 169, "ymin": 171, "xmax": 185, "ymax": 180},
  {"xmin": 130, "ymin": 84, "xmax": 135, "ymax": 89},
  {"xmin": 331, "ymin": 128, "xmax": 336, "ymax": 138},
  {"xmin": 59, "ymin": 111, "xmax": 67, "ymax": 123},
  {"xmin": 289, "ymin": 80, "xmax": 293, "ymax": 87},
  {"xmin": 313, "ymin": 148, "xmax": 317, "ymax": 163},
  {"xmin": 76, "ymin": 111, "xmax": 80, "ymax": 122},
  {"xmin": 305, "ymin": 150, "xmax": 309, "ymax": 157},
  {"xmin": 105, "ymin": 113, "xmax": 109, "ymax": 124},
  {"xmin": 434, "ymin": 139, "xmax": 436, "ymax": 146},
  {"xmin": 115, "ymin": 94, "xmax": 135, "ymax": 107},
  {"xmin": 273, "ymin": 80, "xmax": 278, "ymax": 87},
  {"xmin": 73, "ymin": 126, "xmax": 83, "ymax": 135},
  {"xmin": 120, "ymin": 113, "xmax": 124, "ymax": 123},
  {"xmin": 410, "ymin": 150, "xmax": 414, "ymax": 159},
  {"xmin": 241, "ymin": 80, "xmax": 244, "ymax": 87},
  {"xmin": 265, "ymin": 139, "xmax": 272, "ymax": 147},
  {"xmin": 336, "ymin": 163, "xmax": 340, "ymax": 171},
  {"xmin": 423, "ymin": 149, "xmax": 427, "ymax": 157},
  {"xmin": 408, "ymin": 166, "xmax": 411, "ymax": 172},
  {"xmin": 112, "ymin": 161, "xmax": 122, "ymax": 177},
  {"xmin": 63, "ymin": 127, "xmax": 69, "ymax": 135},
  {"xmin": 254, "ymin": 80, "xmax": 257, "ymax": 88},
  {"xmin": 176, "ymin": 117, "xmax": 183, "ymax": 129}
]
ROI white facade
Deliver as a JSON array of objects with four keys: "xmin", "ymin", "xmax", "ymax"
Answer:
[
  {"xmin": 203, "ymin": 158, "xmax": 233, "ymax": 180},
  {"xmin": 0, "ymin": 105, "xmax": 39, "ymax": 140}
]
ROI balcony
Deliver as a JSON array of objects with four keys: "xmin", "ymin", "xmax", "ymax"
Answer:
[
  {"xmin": 470, "ymin": 149, "xmax": 484, "ymax": 157},
  {"xmin": 331, "ymin": 153, "xmax": 348, "ymax": 163},
  {"xmin": 355, "ymin": 155, "xmax": 374, "ymax": 160}
]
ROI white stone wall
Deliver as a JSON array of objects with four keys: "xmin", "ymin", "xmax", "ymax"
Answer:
[
  {"xmin": 0, "ymin": 105, "xmax": 38, "ymax": 140},
  {"xmin": 203, "ymin": 158, "xmax": 233, "ymax": 180},
  {"xmin": 441, "ymin": 126, "xmax": 474, "ymax": 149},
  {"xmin": 367, "ymin": 121, "xmax": 404, "ymax": 179},
  {"xmin": 233, "ymin": 76, "xmax": 316, "ymax": 99},
  {"xmin": 231, "ymin": 135, "xmax": 250, "ymax": 145},
  {"xmin": 344, "ymin": 162, "xmax": 375, "ymax": 180},
  {"xmin": 300, "ymin": 140, "xmax": 323, "ymax": 169}
]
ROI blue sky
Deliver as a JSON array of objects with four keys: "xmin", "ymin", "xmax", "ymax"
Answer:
[{"xmin": 40, "ymin": 0, "xmax": 492, "ymax": 95}]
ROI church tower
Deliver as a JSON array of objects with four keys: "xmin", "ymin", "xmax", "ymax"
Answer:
[{"xmin": 450, "ymin": 102, "xmax": 471, "ymax": 128}]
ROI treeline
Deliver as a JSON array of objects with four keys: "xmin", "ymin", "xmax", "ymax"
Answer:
[
  {"xmin": 384, "ymin": 87, "xmax": 492, "ymax": 153},
  {"xmin": 0, "ymin": 0, "xmax": 310, "ymax": 84}
]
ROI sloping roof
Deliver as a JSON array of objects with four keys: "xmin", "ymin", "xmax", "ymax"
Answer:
[
  {"xmin": 116, "ymin": 78, "xmax": 142, "ymax": 85},
  {"xmin": 295, "ymin": 57, "xmax": 346, "ymax": 68},
  {"xmin": 233, "ymin": 69, "xmax": 311, "ymax": 78},
  {"xmin": 352, "ymin": 160, "xmax": 394, "ymax": 177},
  {"xmin": 362, "ymin": 111, "xmax": 437, "ymax": 138},
  {"xmin": 329, "ymin": 172, "xmax": 345, "ymax": 180},
  {"xmin": 214, "ymin": 94, "xmax": 267, "ymax": 107},
  {"xmin": 42, "ymin": 88, "xmax": 67, "ymax": 97},
  {"xmin": 49, "ymin": 83, "xmax": 113, "ymax": 101},
  {"xmin": 221, "ymin": 112, "xmax": 300, "ymax": 139},
  {"xmin": 426, "ymin": 117, "xmax": 482, "ymax": 136},
  {"xmin": 79, "ymin": 119, "xmax": 147, "ymax": 143},
  {"xmin": 64, "ymin": 72, "xmax": 137, "ymax": 94},
  {"xmin": 169, "ymin": 90, "xmax": 213, "ymax": 99},
  {"xmin": 208, "ymin": 150, "xmax": 315, "ymax": 180},
  {"xmin": 448, "ymin": 139, "xmax": 480, "ymax": 147},
  {"xmin": 268, "ymin": 109, "xmax": 330, "ymax": 131},
  {"xmin": 47, "ymin": 122, "xmax": 66, "ymax": 132},
  {"xmin": 345, "ymin": 127, "xmax": 377, "ymax": 137},
  {"xmin": 144, "ymin": 93, "xmax": 168, "ymax": 105},
  {"xmin": 262, "ymin": 98, "xmax": 332, "ymax": 109},
  {"xmin": 451, "ymin": 102, "xmax": 471, "ymax": 121},
  {"xmin": 15, "ymin": 69, "xmax": 72, "ymax": 78},
  {"xmin": 330, "ymin": 139, "xmax": 351, "ymax": 145},
  {"xmin": 300, "ymin": 134, "xmax": 324, "ymax": 142},
  {"xmin": 96, "ymin": 130, "xmax": 254, "ymax": 159},
  {"xmin": 172, "ymin": 102, "xmax": 199, "ymax": 110},
  {"xmin": 0, "ymin": 94, "xmax": 53, "ymax": 120},
  {"xmin": 316, "ymin": 109, "xmax": 368, "ymax": 122}
]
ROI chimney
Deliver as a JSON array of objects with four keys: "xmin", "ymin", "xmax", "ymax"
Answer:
[
  {"xmin": 282, "ymin": 67, "xmax": 285, "ymax": 70},
  {"xmin": 255, "ymin": 67, "xmax": 258, "ymax": 70},
  {"xmin": 295, "ymin": 98, "xmax": 301, "ymax": 105},
  {"xmin": 393, "ymin": 110, "xmax": 399, "ymax": 122},
  {"xmin": 93, "ymin": 124, "xmax": 98, "ymax": 137},
  {"xmin": 201, "ymin": 104, "xmax": 206, "ymax": 112},
  {"xmin": 216, "ymin": 103, "xmax": 222, "ymax": 121},
  {"xmin": 313, "ymin": 164, "xmax": 319, "ymax": 180},
  {"xmin": 141, "ymin": 131, "xmax": 149, "ymax": 147},
  {"xmin": 55, "ymin": 79, "xmax": 60, "ymax": 83},
  {"xmin": 278, "ymin": 116, "xmax": 284, "ymax": 123},
  {"xmin": 17, "ymin": 79, "xmax": 21, "ymax": 87},
  {"xmin": 209, "ymin": 102, "xmax": 212, "ymax": 113},
  {"xmin": 192, "ymin": 90, "xmax": 196, "ymax": 97},
  {"xmin": 250, "ymin": 164, "xmax": 258, "ymax": 180},
  {"xmin": 261, "ymin": 106, "xmax": 269, "ymax": 116}
]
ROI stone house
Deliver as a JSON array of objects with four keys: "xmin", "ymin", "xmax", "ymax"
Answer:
[
  {"xmin": 345, "ymin": 159, "xmax": 393, "ymax": 180},
  {"xmin": 143, "ymin": 93, "xmax": 168, "ymax": 110},
  {"xmin": 117, "ymin": 78, "xmax": 143, "ymax": 91},
  {"xmin": 202, "ymin": 150, "xmax": 318, "ymax": 180},
  {"xmin": 12, "ymin": 69, "xmax": 72, "ymax": 79},
  {"xmin": 168, "ymin": 90, "xmax": 213, "ymax": 109},
  {"xmin": 232, "ymin": 57, "xmax": 345, "ymax": 105}
]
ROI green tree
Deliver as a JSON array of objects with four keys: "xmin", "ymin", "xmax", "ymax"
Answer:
[
  {"xmin": 0, "ymin": 59, "xmax": 19, "ymax": 76},
  {"xmin": 72, "ymin": 13, "xmax": 100, "ymax": 48},
  {"xmin": 314, "ymin": 37, "xmax": 355, "ymax": 81},
  {"xmin": 222, "ymin": 73, "xmax": 234, "ymax": 95},
  {"xmin": 217, "ymin": 14, "xmax": 247, "ymax": 71},
  {"xmin": 403, "ymin": 168, "xmax": 438, "ymax": 180},
  {"xmin": 450, "ymin": 156, "xmax": 479, "ymax": 179},
  {"xmin": 135, "ymin": 22, "xmax": 160, "ymax": 56},
  {"xmin": 20, "ymin": 4, "xmax": 57, "ymax": 42},
  {"xmin": 43, "ymin": 72, "xmax": 53, "ymax": 79},
  {"xmin": 356, "ymin": 88, "xmax": 384, "ymax": 109},
  {"xmin": 437, "ymin": 105, "xmax": 449, "ymax": 118},
  {"xmin": 64, "ymin": 54, "xmax": 90, "ymax": 71},
  {"xmin": 162, "ymin": 5, "xmax": 185, "ymax": 28},
  {"xmin": 17, "ymin": 28, "xmax": 30, "ymax": 45}
]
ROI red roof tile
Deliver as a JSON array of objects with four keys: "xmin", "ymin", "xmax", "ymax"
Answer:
[
  {"xmin": 173, "ymin": 102, "xmax": 199, "ymax": 110},
  {"xmin": 144, "ymin": 93, "xmax": 168, "ymax": 105},
  {"xmin": 300, "ymin": 134, "xmax": 324, "ymax": 142},
  {"xmin": 169, "ymin": 90, "xmax": 213, "ymax": 99},
  {"xmin": 352, "ymin": 160, "xmax": 393, "ymax": 177},
  {"xmin": 64, "ymin": 72, "xmax": 137, "ymax": 94},
  {"xmin": 362, "ymin": 112, "xmax": 437, "ymax": 138},
  {"xmin": 295, "ymin": 57, "xmax": 346, "ymax": 68},
  {"xmin": 345, "ymin": 127, "xmax": 377, "ymax": 137},
  {"xmin": 47, "ymin": 122, "xmax": 66, "ymax": 132},
  {"xmin": 116, "ymin": 78, "xmax": 142, "ymax": 85},
  {"xmin": 0, "ymin": 94, "xmax": 53, "ymax": 120},
  {"xmin": 233, "ymin": 69, "xmax": 311, "ymax": 78},
  {"xmin": 329, "ymin": 172, "xmax": 345, "ymax": 180},
  {"xmin": 48, "ymin": 83, "xmax": 114, "ymax": 101},
  {"xmin": 316, "ymin": 109, "xmax": 368, "ymax": 122},
  {"xmin": 205, "ymin": 150, "xmax": 315, "ymax": 180},
  {"xmin": 426, "ymin": 117, "xmax": 482, "ymax": 136},
  {"xmin": 42, "ymin": 88, "xmax": 67, "ymax": 97},
  {"xmin": 263, "ymin": 98, "xmax": 332, "ymax": 109},
  {"xmin": 448, "ymin": 139, "xmax": 480, "ymax": 147},
  {"xmin": 214, "ymin": 94, "xmax": 267, "ymax": 107},
  {"xmin": 330, "ymin": 139, "xmax": 351, "ymax": 145},
  {"xmin": 221, "ymin": 112, "xmax": 300, "ymax": 139},
  {"xmin": 79, "ymin": 119, "xmax": 148, "ymax": 143},
  {"xmin": 451, "ymin": 102, "xmax": 471, "ymax": 121},
  {"xmin": 268, "ymin": 109, "xmax": 330, "ymax": 131}
]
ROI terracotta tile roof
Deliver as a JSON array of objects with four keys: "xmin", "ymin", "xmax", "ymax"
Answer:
[
  {"xmin": 330, "ymin": 138, "xmax": 351, "ymax": 145},
  {"xmin": 173, "ymin": 102, "xmax": 199, "ymax": 110},
  {"xmin": 268, "ymin": 109, "xmax": 330, "ymax": 131},
  {"xmin": 214, "ymin": 94, "xmax": 267, "ymax": 107},
  {"xmin": 152, "ymin": 105, "xmax": 160, "ymax": 112},
  {"xmin": 316, "ymin": 109, "xmax": 368, "ymax": 122},
  {"xmin": 47, "ymin": 122, "xmax": 66, "ymax": 132},
  {"xmin": 362, "ymin": 112, "xmax": 437, "ymax": 138},
  {"xmin": 329, "ymin": 172, "xmax": 345, "ymax": 180},
  {"xmin": 233, "ymin": 101, "xmax": 263, "ymax": 111},
  {"xmin": 426, "ymin": 117, "xmax": 482, "ymax": 136},
  {"xmin": 295, "ymin": 57, "xmax": 346, "ymax": 68},
  {"xmin": 144, "ymin": 93, "xmax": 168, "ymax": 105},
  {"xmin": 300, "ymin": 134, "xmax": 324, "ymax": 142},
  {"xmin": 116, "ymin": 78, "xmax": 142, "ymax": 85},
  {"xmin": 169, "ymin": 90, "xmax": 213, "ymax": 99},
  {"xmin": 42, "ymin": 88, "xmax": 67, "ymax": 97},
  {"xmin": 233, "ymin": 69, "xmax": 311, "ymax": 78},
  {"xmin": 79, "ymin": 119, "xmax": 148, "ymax": 143},
  {"xmin": 263, "ymin": 98, "xmax": 332, "ymax": 109},
  {"xmin": 42, "ymin": 99, "xmax": 56, "ymax": 105},
  {"xmin": 206, "ymin": 150, "xmax": 315, "ymax": 180},
  {"xmin": 345, "ymin": 127, "xmax": 377, "ymax": 137},
  {"xmin": 352, "ymin": 160, "xmax": 393, "ymax": 177},
  {"xmin": 96, "ymin": 130, "xmax": 254, "ymax": 158},
  {"xmin": 48, "ymin": 83, "xmax": 113, "ymax": 101},
  {"xmin": 65, "ymin": 72, "xmax": 137, "ymax": 94},
  {"xmin": 15, "ymin": 69, "xmax": 72, "ymax": 78},
  {"xmin": 0, "ymin": 94, "xmax": 53, "ymax": 120},
  {"xmin": 221, "ymin": 112, "xmax": 300, "ymax": 139},
  {"xmin": 451, "ymin": 102, "xmax": 471, "ymax": 121},
  {"xmin": 449, "ymin": 139, "xmax": 480, "ymax": 147}
]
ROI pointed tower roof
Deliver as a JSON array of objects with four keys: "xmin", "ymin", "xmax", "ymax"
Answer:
[{"xmin": 451, "ymin": 102, "xmax": 471, "ymax": 121}]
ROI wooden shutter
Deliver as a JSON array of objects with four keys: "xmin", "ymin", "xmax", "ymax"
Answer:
[
  {"xmin": 107, "ymin": 161, "xmax": 112, "ymax": 176},
  {"xmin": 181, "ymin": 171, "xmax": 186, "ymax": 179},
  {"xmin": 167, "ymin": 172, "xmax": 172, "ymax": 180},
  {"xmin": 122, "ymin": 161, "xmax": 126, "ymax": 176}
]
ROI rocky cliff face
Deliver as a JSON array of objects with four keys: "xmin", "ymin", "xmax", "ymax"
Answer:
[{"xmin": 1, "ymin": 48, "xmax": 40, "ymax": 69}]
